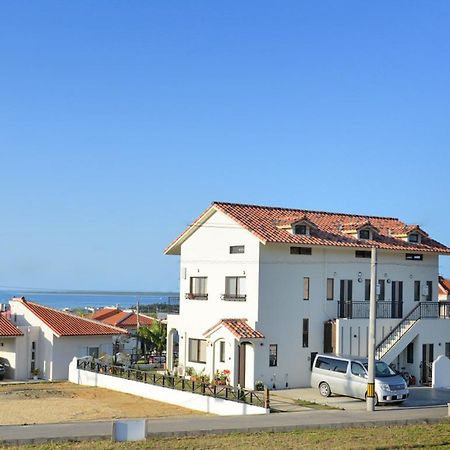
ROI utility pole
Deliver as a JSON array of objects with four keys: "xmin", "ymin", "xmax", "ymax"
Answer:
[
  {"xmin": 135, "ymin": 297, "xmax": 141, "ymax": 362},
  {"xmin": 367, "ymin": 246, "xmax": 377, "ymax": 411}
]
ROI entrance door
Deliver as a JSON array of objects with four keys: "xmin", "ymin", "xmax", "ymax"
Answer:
[
  {"xmin": 421, "ymin": 344, "xmax": 434, "ymax": 385},
  {"xmin": 339, "ymin": 280, "xmax": 353, "ymax": 318},
  {"xmin": 238, "ymin": 343, "xmax": 246, "ymax": 387},
  {"xmin": 391, "ymin": 281, "xmax": 403, "ymax": 318}
]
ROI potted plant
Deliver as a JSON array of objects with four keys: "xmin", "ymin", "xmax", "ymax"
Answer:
[
  {"xmin": 255, "ymin": 380, "xmax": 265, "ymax": 391},
  {"xmin": 31, "ymin": 368, "xmax": 40, "ymax": 381}
]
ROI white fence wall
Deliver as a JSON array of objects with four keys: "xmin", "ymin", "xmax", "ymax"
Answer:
[{"xmin": 68, "ymin": 358, "xmax": 268, "ymax": 416}]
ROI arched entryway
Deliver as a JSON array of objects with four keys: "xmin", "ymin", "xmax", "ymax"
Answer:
[{"xmin": 166, "ymin": 328, "xmax": 179, "ymax": 371}]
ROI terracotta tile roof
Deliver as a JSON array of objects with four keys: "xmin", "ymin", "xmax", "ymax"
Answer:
[
  {"xmin": 166, "ymin": 202, "xmax": 450, "ymax": 254},
  {"xmin": 13, "ymin": 298, "xmax": 128, "ymax": 337},
  {"xmin": 0, "ymin": 315, "xmax": 23, "ymax": 337},
  {"xmin": 91, "ymin": 307, "xmax": 121, "ymax": 321},
  {"xmin": 204, "ymin": 318, "xmax": 264, "ymax": 340},
  {"xmin": 439, "ymin": 277, "xmax": 450, "ymax": 295},
  {"xmin": 100, "ymin": 310, "xmax": 155, "ymax": 328}
]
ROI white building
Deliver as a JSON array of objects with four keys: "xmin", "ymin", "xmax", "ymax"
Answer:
[
  {"xmin": 0, "ymin": 297, "xmax": 127, "ymax": 381},
  {"xmin": 165, "ymin": 202, "xmax": 450, "ymax": 389}
]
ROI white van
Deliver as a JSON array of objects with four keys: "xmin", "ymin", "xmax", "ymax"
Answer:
[{"xmin": 311, "ymin": 354, "xmax": 409, "ymax": 406}]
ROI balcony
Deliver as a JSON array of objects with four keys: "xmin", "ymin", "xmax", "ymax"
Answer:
[
  {"xmin": 220, "ymin": 294, "xmax": 247, "ymax": 302},
  {"xmin": 337, "ymin": 301, "xmax": 450, "ymax": 320},
  {"xmin": 185, "ymin": 293, "xmax": 208, "ymax": 301},
  {"xmin": 338, "ymin": 301, "xmax": 403, "ymax": 319}
]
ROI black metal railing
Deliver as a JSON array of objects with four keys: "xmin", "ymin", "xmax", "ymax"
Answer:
[
  {"xmin": 338, "ymin": 301, "xmax": 404, "ymax": 319},
  {"xmin": 375, "ymin": 302, "xmax": 450, "ymax": 359},
  {"xmin": 185, "ymin": 293, "xmax": 208, "ymax": 300},
  {"xmin": 220, "ymin": 294, "xmax": 247, "ymax": 301},
  {"xmin": 76, "ymin": 359, "xmax": 266, "ymax": 408}
]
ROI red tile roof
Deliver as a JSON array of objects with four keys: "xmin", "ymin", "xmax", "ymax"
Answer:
[
  {"xmin": 204, "ymin": 319, "xmax": 264, "ymax": 340},
  {"xmin": 165, "ymin": 202, "xmax": 450, "ymax": 254},
  {"xmin": 100, "ymin": 310, "xmax": 155, "ymax": 328},
  {"xmin": 439, "ymin": 277, "xmax": 450, "ymax": 295},
  {"xmin": 91, "ymin": 307, "xmax": 121, "ymax": 321},
  {"xmin": 13, "ymin": 298, "xmax": 128, "ymax": 337},
  {"xmin": 0, "ymin": 315, "xmax": 23, "ymax": 337}
]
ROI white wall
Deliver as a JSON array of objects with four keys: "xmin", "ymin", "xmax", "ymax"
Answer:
[
  {"xmin": 68, "ymin": 358, "xmax": 268, "ymax": 416},
  {"xmin": 0, "ymin": 338, "xmax": 17, "ymax": 379},
  {"xmin": 168, "ymin": 209, "xmax": 261, "ymax": 382}
]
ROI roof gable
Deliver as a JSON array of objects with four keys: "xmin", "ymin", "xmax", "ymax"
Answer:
[{"xmin": 13, "ymin": 298, "xmax": 127, "ymax": 337}]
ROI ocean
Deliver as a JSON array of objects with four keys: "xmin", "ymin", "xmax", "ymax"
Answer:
[{"xmin": 0, "ymin": 290, "xmax": 179, "ymax": 310}]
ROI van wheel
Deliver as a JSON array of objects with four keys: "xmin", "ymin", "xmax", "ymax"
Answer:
[{"xmin": 319, "ymin": 382, "xmax": 331, "ymax": 397}]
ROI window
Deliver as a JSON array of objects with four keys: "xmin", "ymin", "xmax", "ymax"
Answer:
[
  {"xmin": 303, "ymin": 277, "xmax": 310, "ymax": 300},
  {"xmin": 378, "ymin": 279, "xmax": 385, "ymax": 301},
  {"xmin": 219, "ymin": 341, "xmax": 226, "ymax": 363},
  {"xmin": 359, "ymin": 229, "xmax": 370, "ymax": 240},
  {"xmin": 290, "ymin": 247, "xmax": 312, "ymax": 255},
  {"xmin": 223, "ymin": 276, "xmax": 246, "ymax": 301},
  {"xmin": 88, "ymin": 347, "xmax": 99, "ymax": 359},
  {"xmin": 408, "ymin": 233, "xmax": 419, "ymax": 243},
  {"xmin": 355, "ymin": 250, "xmax": 371, "ymax": 258},
  {"xmin": 326, "ymin": 278, "xmax": 334, "ymax": 301},
  {"xmin": 187, "ymin": 277, "xmax": 208, "ymax": 300},
  {"xmin": 294, "ymin": 224, "xmax": 307, "ymax": 235},
  {"xmin": 446, "ymin": 343, "xmax": 450, "ymax": 359},
  {"xmin": 302, "ymin": 318, "xmax": 309, "ymax": 348},
  {"xmin": 406, "ymin": 253, "xmax": 423, "ymax": 261},
  {"xmin": 315, "ymin": 356, "xmax": 348, "ymax": 374},
  {"xmin": 230, "ymin": 245, "xmax": 245, "ymax": 254},
  {"xmin": 351, "ymin": 362, "xmax": 366, "ymax": 378},
  {"xmin": 30, "ymin": 341, "xmax": 36, "ymax": 373},
  {"xmin": 426, "ymin": 281, "xmax": 432, "ymax": 301},
  {"xmin": 269, "ymin": 344, "xmax": 278, "ymax": 367},
  {"xmin": 414, "ymin": 281, "xmax": 421, "ymax": 302},
  {"xmin": 407, "ymin": 342, "xmax": 414, "ymax": 364},
  {"xmin": 188, "ymin": 338, "xmax": 207, "ymax": 363},
  {"xmin": 365, "ymin": 279, "xmax": 371, "ymax": 301}
]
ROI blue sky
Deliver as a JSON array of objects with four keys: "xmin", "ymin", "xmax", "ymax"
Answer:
[{"xmin": 0, "ymin": 1, "xmax": 449, "ymax": 291}]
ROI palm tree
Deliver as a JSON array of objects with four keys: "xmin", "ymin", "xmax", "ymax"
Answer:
[{"xmin": 138, "ymin": 321, "xmax": 167, "ymax": 358}]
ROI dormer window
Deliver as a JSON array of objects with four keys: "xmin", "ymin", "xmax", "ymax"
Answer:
[
  {"xmin": 359, "ymin": 229, "xmax": 370, "ymax": 240},
  {"xmin": 294, "ymin": 224, "xmax": 307, "ymax": 235},
  {"xmin": 408, "ymin": 233, "xmax": 420, "ymax": 243}
]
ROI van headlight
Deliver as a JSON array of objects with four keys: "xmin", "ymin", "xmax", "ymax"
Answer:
[{"xmin": 379, "ymin": 383, "xmax": 391, "ymax": 391}]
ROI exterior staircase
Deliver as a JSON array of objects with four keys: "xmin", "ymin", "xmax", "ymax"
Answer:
[{"xmin": 375, "ymin": 303, "xmax": 421, "ymax": 360}]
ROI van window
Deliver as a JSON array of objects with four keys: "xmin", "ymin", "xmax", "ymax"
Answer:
[
  {"xmin": 315, "ymin": 356, "xmax": 348, "ymax": 374},
  {"xmin": 351, "ymin": 362, "xmax": 366, "ymax": 378}
]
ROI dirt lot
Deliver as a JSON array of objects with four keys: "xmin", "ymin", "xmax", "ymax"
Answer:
[{"xmin": 0, "ymin": 382, "xmax": 205, "ymax": 425}]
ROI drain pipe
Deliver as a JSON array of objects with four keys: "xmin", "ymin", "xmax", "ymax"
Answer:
[{"xmin": 367, "ymin": 246, "xmax": 378, "ymax": 412}]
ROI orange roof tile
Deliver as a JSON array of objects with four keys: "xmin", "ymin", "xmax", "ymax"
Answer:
[
  {"xmin": 204, "ymin": 318, "xmax": 264, "ymax": 340},
  {"xmin": 166, "ymin": 202, "xmax": 450, "ymax": 254},
  {"xmin": 92, "ymin": 307, "xmax": 121, "ymax": 321},
  {"xmin": 0, "ymin": 315, "xmax": 23, "ymax": 337},
  {"xmin": 100, "ymin": 310, "xmax": 155, "ymax": 328},
  {"xmin": 439, "ymin": 277, "xmax": 450, "ymax": 295},
  {"xmin": 13, "ymin": 298, "xmax": 127, "ymax": 337}
]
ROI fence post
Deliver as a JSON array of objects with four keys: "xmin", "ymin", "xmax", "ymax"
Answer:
[{"xmin": 264, "ymin": 387, "xmax": 270, "ymax": 410}]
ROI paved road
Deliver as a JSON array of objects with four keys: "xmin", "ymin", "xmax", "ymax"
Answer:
[
  {"xmin": 1, "ymin": 404, "xmax": 448, "ymax": 445},
  {"xmin": 274, "ymin": 386, "xmax": 450, "ymax": 411}
]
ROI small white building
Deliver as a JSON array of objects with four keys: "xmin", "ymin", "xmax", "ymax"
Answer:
[
  {"xmin": 439, "ymin": 277, "xmax": 450, "ymax": 301},
  {"xmin": 165, "ymin": 202, "xmax": 450, "ymax": 389},
  {"xmin": 0, "ymin": 297, "xmax": 127, "ymax": 381}
]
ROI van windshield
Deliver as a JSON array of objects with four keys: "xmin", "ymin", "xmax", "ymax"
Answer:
[{"xmin": 363, "ymin": 361, "xmax": 397, "ymax": 378}]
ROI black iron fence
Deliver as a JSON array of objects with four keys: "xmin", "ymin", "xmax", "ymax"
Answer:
[
  {"xmin": 76, "ymin": 359, "xmax": 267, "ymax": 408},
  {"xmin": 338, "ymin": 301, "xmax": 403, "ymax": 319},
  {"xmin": 338, "ymin": 301, "xmax": 450, "ymax": 320}
]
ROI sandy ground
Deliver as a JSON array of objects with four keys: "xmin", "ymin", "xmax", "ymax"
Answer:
[{"xmin": 0, "ymin": 382, "xmax": 205, "ymax": 425}]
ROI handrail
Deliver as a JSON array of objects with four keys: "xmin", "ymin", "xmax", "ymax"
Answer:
[{"xmin": 375, "ymin": 303, "xmax": 421, "ymax": 356}]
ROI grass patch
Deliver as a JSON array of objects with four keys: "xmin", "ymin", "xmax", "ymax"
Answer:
[
  {"xmin": 5, "ymin": 422, "xmax": 450, "ymax": 450},
  {"xmin": 295, "ymin": 399, "xmax": 343, "ymax": 410}
]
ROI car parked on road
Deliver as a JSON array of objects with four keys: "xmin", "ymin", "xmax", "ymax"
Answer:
[
  {"xmin": 311, "ymin": 354, "xmax": 409, "ymax": 406},
  {"xmin": 0, "ymin": 363, "xmax": 6, "ymax": 381}
]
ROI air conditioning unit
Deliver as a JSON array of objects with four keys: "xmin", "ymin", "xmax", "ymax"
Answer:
[{"xmin": 422, "ymin": 285, "xmax": 429, "ymax": 296}]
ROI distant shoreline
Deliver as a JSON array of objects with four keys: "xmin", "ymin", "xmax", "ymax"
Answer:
[{"xmin": 0, "ymin": 289, "xmax": 179, "ymax": 297}]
